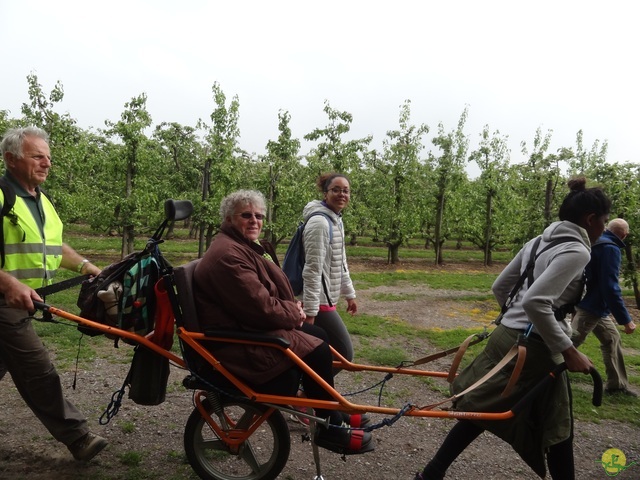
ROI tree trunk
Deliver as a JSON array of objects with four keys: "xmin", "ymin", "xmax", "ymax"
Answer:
[
  {"xmin": 544, "ymin": 178, "xmax": 553, "ymax": 225},
  {"xmin": 121, "ymin": 143, "xmax": 136, "ymax": 258},
  {"xmin": 484, "ymin": 191, "xmax": 493, "ymax": 267},
  {"xmin": 189, "ymin": 222, "xmax": 198, "ymax": 239},
  {"xmin": 197, "ymin": 225, "xmax": 206, "ymax": 258},
  {"xmin": 434, "ymin": 192, "xmax": 445, "ymax": 265},
  {"xmin": 264, "ymin": 164, "xmax": 276, "ymax": 245},
  {"xmin": 198, "ymin": 158, "xmax": 211, "ymax": 258},
  {"xmin": 623, "ymin": 242, "xmax": 640, "ymax": 309},
  {"xmin": 388, "ymin": 244, "xmax": 400, "ymax": 264},
  {"xmin": 121, "ymin": 225, "xmax": 135, "ymax": 258},
  {"xmin": 205, "ymin": 224, "xmax": 215, "ymax": 249}
]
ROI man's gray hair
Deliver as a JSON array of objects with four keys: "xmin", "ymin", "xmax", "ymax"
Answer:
[
  {"xmin": 1, "ymin": 126, "xmax": 50, "ymax": 159},
  {"xmin": 607, "ymin": 218, "xmax": 629, "ymax": 239},
  {"xmin": 219, "ymin": 190, "xmax": 266, "ymax": 221}
]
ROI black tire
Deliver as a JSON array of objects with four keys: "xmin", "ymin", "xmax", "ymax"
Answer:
[{"xmin": 184, "ymin": 396, "xmax": 291, "ymax": 480}]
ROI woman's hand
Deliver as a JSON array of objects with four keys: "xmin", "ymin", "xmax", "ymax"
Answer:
[
  {"xmin": 346, "ymin": 298, "xmax": 357, "ymax": 315},
  {"xmin": 562, "ymin": 345, "xmax": 593, "ymax": 374},
  {"xmin": 295, "ymin": 301, "xmax": 306, "ymax": 327}
]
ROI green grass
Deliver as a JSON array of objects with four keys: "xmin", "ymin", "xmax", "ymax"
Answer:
[
  {"xmin": 34, "ymin": 321, "xmax": 100, "ymax": 369},
  {"xmin": 351, "ymin": 270, "xmax": 498, "ymax": 292},
  {"xmin": 344, "ymin": 313, "xmax": 491, "ymax": 370},
  {"xmin": 120, "ymin": 421, "xmax": 136, "ymax": 434},
  {"xmin": 357, "ymin": 338, "xmax": 410, "ymax": 366},
  {"xmin": 119, "ymin": 450, "xmax": 144, "ymax": 466},
  {"xmin": 343, "ymin": 311, "xmax": 432, "ymax": 339}
]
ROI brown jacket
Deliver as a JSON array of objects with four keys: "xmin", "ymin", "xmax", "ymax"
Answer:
[{"xmin": 193, "ymin": 223, "xmax": 322, "ymax": 384}]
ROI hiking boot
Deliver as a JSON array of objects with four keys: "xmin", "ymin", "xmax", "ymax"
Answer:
[
  {"xmin": 605, "ymin": 388, "xmax": 638, "ymax": 398},
  {"xmin": 313, "ymin": 422, "xmax": 375, "ymax": 455},
  {"xmin": 68, "ymin": 432, "xmax": 108, "ymax": 461}
]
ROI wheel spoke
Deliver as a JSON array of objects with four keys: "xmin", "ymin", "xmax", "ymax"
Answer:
[
  {"xmin": 235, "ymin": 409, "xmax": 258, "ymax": 430},
  {"xmin": 199, "ymin": 437, "xmax": 227, "ymax": 451},
  {"xmin": 239, "ymin": 441, "xmax": 262, "ymax": 473}
]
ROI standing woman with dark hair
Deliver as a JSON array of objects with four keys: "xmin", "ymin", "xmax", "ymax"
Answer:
[
  {"xmin": 414, "ymin": 177, "xmax": 611, "ymax": 480},
  {"xmin": 302, "ymin": 173, "xmax": 357, "ymax": 364}
]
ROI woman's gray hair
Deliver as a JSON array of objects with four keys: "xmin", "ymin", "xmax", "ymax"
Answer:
[
  {"xmin": 219, "ymin": 190, "xmax": 267, "ymax": 221},
  {"xmin": 1, "ymin": 126, "xmax": 50, "ymax": 159}
]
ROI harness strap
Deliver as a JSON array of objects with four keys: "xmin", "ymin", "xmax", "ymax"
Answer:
[
  {"xmin": 35, "ymin": 274, "xmax": 91, "ymax": 297},
  {"xmin": 501, "ymin": 341, "xmax": 527, "ymax": 397},
  {"xmin": 494, "ymin": 237, "xmax": 542, "ymax": 325},
  {"xmin": 495, "ymin": 236, "xmax": 577, "ymax": 325},
  {"xmin": 419, "ymin": 343, "xmax": 520, "ymax": 411},
  {"xmin": 408, "ymin": 332, "xmax": 489, "ymax": 368},
  {"xmin": 446, "ymin": 332, "xmax": 481, "ymax": 383}
]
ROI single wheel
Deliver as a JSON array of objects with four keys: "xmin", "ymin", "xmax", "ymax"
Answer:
[{"xmin": 184, "ymin": 395, "xmax": 291, "ymax": 480}]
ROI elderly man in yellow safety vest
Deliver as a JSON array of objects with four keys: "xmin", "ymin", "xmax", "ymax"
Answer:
[{"xmin": 0, "ymin": 126, "xmax": 107, "ymax": 461}]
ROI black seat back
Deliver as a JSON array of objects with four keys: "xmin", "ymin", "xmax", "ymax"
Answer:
[
  {"xmin": 172, "ymin": 259, "xmax": 201, "ymax": 332},
  {"xmin": 172, "ymin": 258, "xmax": 243, "ymax": 390}
]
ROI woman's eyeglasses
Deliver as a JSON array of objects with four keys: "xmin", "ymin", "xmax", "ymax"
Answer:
[
  {"xmin": 236, "ymin": 212, "xmax": 265, "ymax": 220},
  {"xmin": 328, "ymin": 187, "xmax": 350, "ymax": 195}
]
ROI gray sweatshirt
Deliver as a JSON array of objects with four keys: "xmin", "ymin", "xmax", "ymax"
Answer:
[{"xmin": 492, "ymin": 221, "xmax": 591, "ymax": 354}]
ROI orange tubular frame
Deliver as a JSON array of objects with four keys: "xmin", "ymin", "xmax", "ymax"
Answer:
[
  {"xmin": 39, "ymin": 303, "xmax": 517, "ymax": 422},
  {"xmin": 192, "ymin": 390, "xmax": 277, "ymax": 449}
]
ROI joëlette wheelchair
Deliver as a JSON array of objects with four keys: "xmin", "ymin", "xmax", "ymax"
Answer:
[{"xmin": 33, "ymin": 199, "xmax": 603, "ymax": 480}]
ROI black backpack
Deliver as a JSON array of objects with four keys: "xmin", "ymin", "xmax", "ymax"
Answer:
[
  {"xmin": 0, "ymin": 178, "xmax": 16, "ymax": 269},
  {"xmin": 76, "ymin": 249, "xmax": 165, "ymax": 340}
]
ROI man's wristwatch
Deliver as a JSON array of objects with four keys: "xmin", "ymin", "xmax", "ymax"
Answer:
[{"xmin": 77, "ymin": 259, "xmax": 90, "ymax": 273}]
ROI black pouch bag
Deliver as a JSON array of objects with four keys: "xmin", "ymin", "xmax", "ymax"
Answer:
[{"xmin": 127, "ymin": 345, "xmax": 170, "ymax": 405}]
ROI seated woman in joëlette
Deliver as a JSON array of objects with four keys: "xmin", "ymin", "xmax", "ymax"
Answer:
[{"xmin": 193, "ymin": 189, "xmax": 374, "ymax": 455}]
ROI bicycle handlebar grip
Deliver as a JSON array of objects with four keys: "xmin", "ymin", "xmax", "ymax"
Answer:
[
  {"xmin": 511, "ymin": 363, "xmax": 567, "ymax": 415},
  {"xmin": 545, "ymin": 364, "xmax": 603, "ymax": 407},
  {"xmin": 32, "ymin": 300, "xmax": 48, "ymax": 311},
  {"xmin": 589, "ymin": 366, "xmax": 603, "ymax": 407}
]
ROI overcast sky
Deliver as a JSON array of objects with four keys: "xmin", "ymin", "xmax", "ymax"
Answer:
[{"xmin": 1, "ymin": 0, "xmax": 637, "ymax": 170}]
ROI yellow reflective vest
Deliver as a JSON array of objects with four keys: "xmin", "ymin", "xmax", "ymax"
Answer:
[{"xmin": 0, "ymin": 190, "xmax": 63, "ymax": 289}]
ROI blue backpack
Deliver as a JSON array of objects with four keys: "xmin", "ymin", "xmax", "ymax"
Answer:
[{"xmin": 282, "ymin": 212, "xmax": 333, "ymax": 296}]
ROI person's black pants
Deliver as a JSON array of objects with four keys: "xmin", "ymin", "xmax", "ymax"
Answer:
[{"xmin": 255, "ymin": 324, "xmax": 337, "ymax": 421}]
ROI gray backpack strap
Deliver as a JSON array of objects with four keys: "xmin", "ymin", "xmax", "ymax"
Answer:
[{"xmin": 495, "ymin": 235, "xmax": 577, "ymax": 324}]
